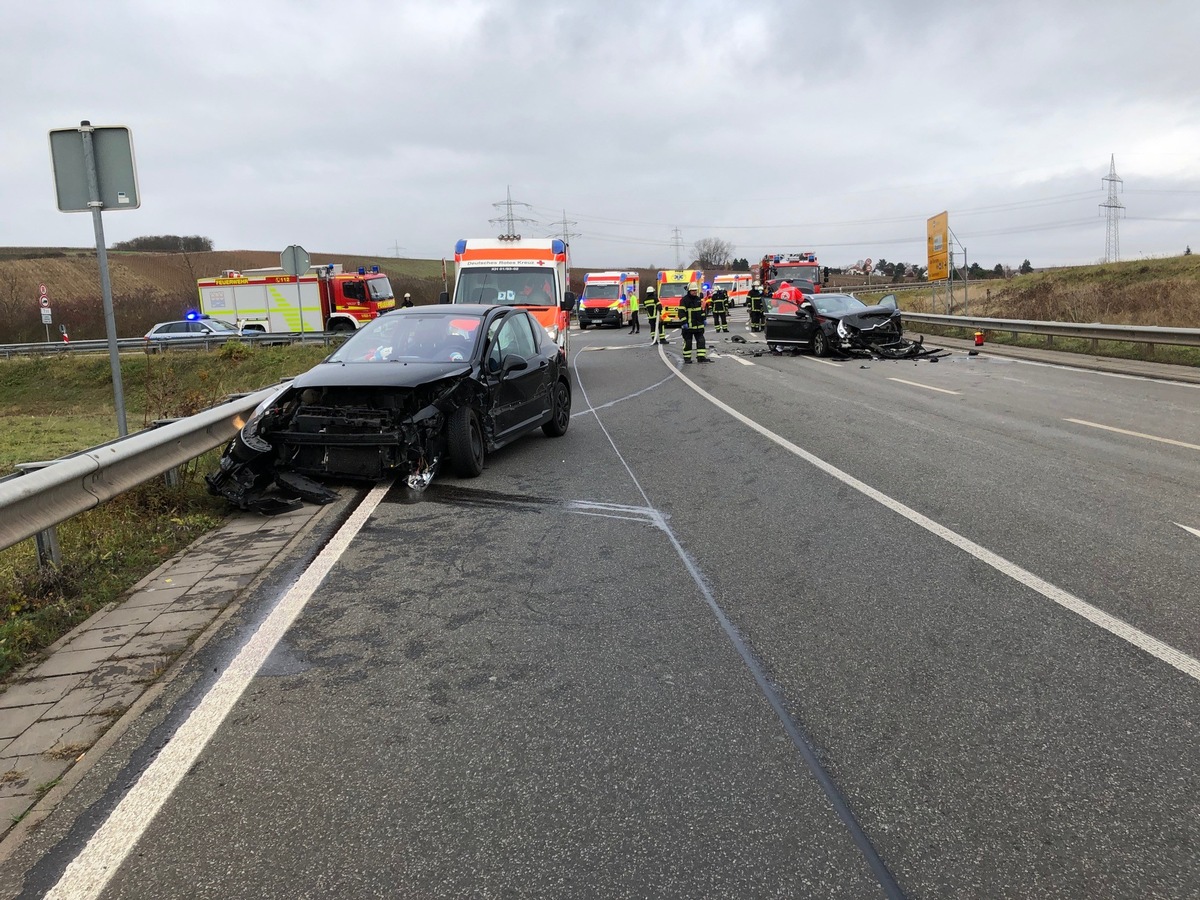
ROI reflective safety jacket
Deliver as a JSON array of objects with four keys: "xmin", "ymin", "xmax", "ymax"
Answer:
[
  {"xmin": 746, "ymin": 288, "xmax": 765, "ymax": 312},
  {"xmin": 643, "ymin": 294, "xmax": 660, "ymax": 317},
  {"xmin": 680, "ymin": 294, "xmax": 706, "ymax": 330},
  {"xmin": 627, "ymin": 294, "xmax": 639, "ymax": 312},
  {"xmin": 710, "ymin": 289, "xmax": 729, "ymax": 314}
]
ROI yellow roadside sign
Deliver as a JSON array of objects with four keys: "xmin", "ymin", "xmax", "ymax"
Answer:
[{"xmin": 927, "ymin": 211, "xmax": 949, "ymax": 282}]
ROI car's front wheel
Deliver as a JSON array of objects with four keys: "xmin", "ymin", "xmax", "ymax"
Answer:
[
  {"xmin": 447, "ymin": 407, "xmax": 484, "ymax": 477},
  {"xmin": 812, "ymin": 329, "xmax": 831, "ymax": 357},
  {"xmin": 542, "ymin": 378, "xmax": 571, "ymax": 437}
]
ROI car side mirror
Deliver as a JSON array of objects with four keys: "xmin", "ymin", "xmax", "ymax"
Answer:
[
  {"xmin": 438, "ymin": 291, "xmax": 449, "ymax": 304},
  {"xmin": 561, "ymin": 291, "xmax": 577, "ymax": 311},
  {"xmin": 798, "ymin": 301, "xmax": 813, "ymax": 314},
  {"xmin": 502, "ymin": 355, "xmax": 529, "ymax": 376}
]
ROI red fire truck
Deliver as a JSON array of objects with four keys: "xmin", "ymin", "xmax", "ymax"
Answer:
[
  {"xmin": 197, "ymin": 264, "xmax": 395, "ymax": 333},
  {"xmin": 760, "ymin": 252, "xmax": 822, "ymax": 294}
]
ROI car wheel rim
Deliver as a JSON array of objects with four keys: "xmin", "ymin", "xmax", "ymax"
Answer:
[
  {"xmin": 471, "ymin": 419, "xmax": 483, "ymax": 463},
  {"xmin": 555, "ymin": 384, "xmax": 569, "ymax": 428}
]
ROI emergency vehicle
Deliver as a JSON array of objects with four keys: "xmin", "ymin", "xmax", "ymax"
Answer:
[
  {"xmin": 656, "ymin": 269, "xmax": 704, "ymax": 325},
  {"xmin": 760, "ymin": 252, "xmax": 822, "ymax": 294},
  {"xmin": 196, "ymin": 264, "xmax": 395, "ymax": 333},
  {"xmin": 712, "ymin": 273, "xmax": 752, "ymax": 307},
  {"xmin": 578, "ymin": 271, "xmax": 640, "ymax": 329},
  {"xmin": 446, "ymin": 237, "xmax": 575, "ymax": 356}
]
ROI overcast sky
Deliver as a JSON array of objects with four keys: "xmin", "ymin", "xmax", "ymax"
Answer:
[{"xmin": 4, "ymin": 0, "xmax": 1199, "ymax": 272}]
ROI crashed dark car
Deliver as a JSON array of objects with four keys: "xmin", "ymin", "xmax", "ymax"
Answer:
[
  {"xmin": 206, "ymin": 305, "xmax": 571, "ymax": 510},
  {"xmin": 764, "ymin": 291, "xmax": 913, "ymax": 357}
]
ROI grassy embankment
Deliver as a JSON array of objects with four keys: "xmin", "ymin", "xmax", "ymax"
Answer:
[
  {"xmin": 0, "ymin": 341, "xmax": 329, "ymax": 681},
  {"xmin": 857, "ymin": 254, "xmax": 1200, "ymax": 367}
]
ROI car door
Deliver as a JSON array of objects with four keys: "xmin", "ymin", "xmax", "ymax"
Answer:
[
  {"xmin": 486, "ymin": 312, "xmax": 549, "ymax": 441},
  {"xmin": 764, "ymin": 294, "xmax": 815, "ymax": 346}
]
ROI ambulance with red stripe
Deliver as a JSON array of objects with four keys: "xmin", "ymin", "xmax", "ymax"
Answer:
[
  {"xmin": 578, "ymin": 271, "xmax": 640, "ymax": 329},
  {"xmin": 196, "ymin": 264, "xmax": 395, "ymax": 333},
  {"xmin": 445, "ymin": 237, "xmax": 576, "ymax": 357},
  {"xmin": 656, "ymin": 269, "xmax": 704, "ymax": 325},
  {"xmin": 712, "ymin": 273, "xmax": 752, "ymax": 307}
]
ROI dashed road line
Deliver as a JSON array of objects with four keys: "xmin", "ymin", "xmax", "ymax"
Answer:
[
  {"xmin": 1175, "ymin": 523, "xmax": 1200, "ymax": 540},
  {"xmin": 1065, "ymin": 418, "xmax": 1200, "ymax": 452},
  {"xmin": 887, "ymin": 377, "xmax": 961, "ymax": 395}
]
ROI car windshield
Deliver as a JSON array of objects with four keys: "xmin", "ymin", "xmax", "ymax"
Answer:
[
  {"xmin": 366, "ymin": 276, "xmax": 395, "ymax": 301},
  {"xmin": 206, "ymin": 319, "xmax": 241, "ymax": 332},
  {"xmin": 455, "ymin": 267, "xmax": 557, "ymax": 306},
  {"xmin": 658, "ymin": 283, "xmax": 690, "ymax": 299},
  {"xmin": 327, "ymin": 313, "xmax": 483, "ymax": 363},
  {"xmin": 583, "ymin": 284, "xmax": 620, "ymax": 300}
]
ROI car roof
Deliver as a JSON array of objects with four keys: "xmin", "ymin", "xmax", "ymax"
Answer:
[{"xmin": 378, "ymin": 304, "xmax": 509, "ymax": 318}]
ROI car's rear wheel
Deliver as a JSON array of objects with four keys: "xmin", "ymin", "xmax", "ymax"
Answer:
[
  {"xmin": 447, "ymin": 407, "xmax": 484, "ymax": 477},
  {"xmin": 542, "ymin": 378, "xmax": 571, "ymax": 437},
  {"xmin": 812, "ymin": 330, "xmax": 831, "ymax": 357}
]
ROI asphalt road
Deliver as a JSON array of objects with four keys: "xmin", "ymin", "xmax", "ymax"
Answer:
[{"xmin": 4, "ymin": 311, "xmax": 1200, "ymax": 898}]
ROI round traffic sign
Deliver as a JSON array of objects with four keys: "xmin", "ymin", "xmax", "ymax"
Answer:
[
  {"xmin": 39, "ymin": 297, "xmax": 51, "ymax": 309},
  {"xmin": 38, "ymin": 283, "xmax": 48, "ymax": 296}
]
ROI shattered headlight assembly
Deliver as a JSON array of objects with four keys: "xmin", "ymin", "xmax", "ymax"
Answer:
[
  {"xmin": 239, "ymin": 385, "xmax": 291, "ymax": 453},
  {"xmin": 836, "ymin": 319, "xmax": 851, "ymax": 340}
]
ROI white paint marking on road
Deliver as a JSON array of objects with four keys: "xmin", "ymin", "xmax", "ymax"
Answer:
[
  {"xmin": 666, "ymin": 359, "xmax": 1200, "ymax": 686},
  {"xmin": 801, "ymin": 356, "xmax": 842, "ymax": 368},
  {"xmin": 1007, "ymin": 356, "xmax": 1200, "ymax": 389},
  {"xmin": 1175, "ymin": 523, "xmax": 1200, "ymax": 540},
  {"xmin": 1065, "ymin": 418, "xmax": 1200, "ymax": 452},
  {"xmin": 729, "ymin": 355, "xmax": 755, "ymax": 366},
  {"xmin": 45, "ymin": 482, "xmax": 394, "ymax": 900},
  {"xmin": 572, "ymin": 375, "xmax": 675, "ymax": 418},
  {"xmin": 887, "ymin": 376, "xmax": 962, "ymax": 396},
  {"xmin": 579, "ymin": 344, "xmax": 645, "ymax": 351}
]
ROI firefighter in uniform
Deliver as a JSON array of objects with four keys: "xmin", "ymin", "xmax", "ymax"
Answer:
[
  {"xmin": 710, "ymin": 287, "xmax": 730, "ymax": 333},
  {"xmin": 746, "ymin": 281, "xmax": 766, "ymax": 332},
  {"xmin": 680, "ymin": 284, "xmax": 708, "ymax": 363},
  {"xmin": 643, "ymin": 286, "xmax": 662, "ymax": 344}
]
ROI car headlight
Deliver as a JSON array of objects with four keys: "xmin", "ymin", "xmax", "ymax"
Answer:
[
  {"xmin": 836, "ymin": 320, "xmax": 849, "ymax": 338},
  {"xmin": 240, "ymin": 385, "xmax": 291, "ymax": 453},
  {"xmin": 544, "ymin": 324, "xmax": 560, "ymax": 342}
]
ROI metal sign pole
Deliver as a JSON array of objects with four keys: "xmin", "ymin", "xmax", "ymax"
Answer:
[{"xmin": 80, "ymin": 125, "xmax": 128, "ymax": 436}]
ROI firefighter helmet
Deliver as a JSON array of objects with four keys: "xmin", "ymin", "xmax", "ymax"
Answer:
[{"xmin": 646, "ymin": 286, "xmax": 655, "ymax": 294}]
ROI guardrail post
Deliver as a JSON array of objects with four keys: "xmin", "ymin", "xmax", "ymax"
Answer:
[
  {"xmin": 1045, "ymin": 335, "xmax": 1054, "ymax": 348},
  {"xmin": 35, "ymin": 526, "xmax": 63, "ymax": 569}
]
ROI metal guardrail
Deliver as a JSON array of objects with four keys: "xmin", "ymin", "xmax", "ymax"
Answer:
[
  {"xmin": 901, "ymin": 313, "xmax": 1200, "ymax": 349},
  {"xmin": 0, "ymin": 386, "xmax": 278, "ymax": 557},
  {"xmin": 0, "ymin": 331, "xmax": 346, "ymax": 358}
]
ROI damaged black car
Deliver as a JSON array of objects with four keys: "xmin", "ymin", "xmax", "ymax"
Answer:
[
  {"xmin": 764, "ymin": 292, "xmax": 921, "ymax": 358},
  {"xmin": 206, "ymin": 305, "xmax": 571, "ymax": 510}
]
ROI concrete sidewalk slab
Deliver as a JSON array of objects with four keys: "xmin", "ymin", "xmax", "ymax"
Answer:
[{"xmin": 0, "ymin": 497, "xmax": 337, "ymax": 836}]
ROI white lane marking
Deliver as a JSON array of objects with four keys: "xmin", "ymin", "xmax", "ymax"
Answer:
[
  {"xmin": 664, "ymin": 353, "xmax": 1200, "ymax": 686},
  {"xmin": 572, "ymin": 375, "xmax": 675, "ymax": 418},
  {"xmin": 1176, "ymin": 523, "xmax": 1200, "ymax": 540},
  {"xmin": 1007, "ymin": 356, "xmax": 1200, "ymax": 389},
  {"xmin": 579, "ymin": 344, "xmax": 644, "ymax": 351},
  {"xmin": 1065, "ymin": 418, "xmax": 1200, "ymax": 452},
  {"xmin": 46, "ymin": 482, "xmax": 393, "ymax": 900},
  {"xmin": 887, "ymin": 377, "xmax": 962, "ymax": 396},
  {"xmin": 729, "ymin": 355, "xmax": 756, "ymax": 366},
  {"xmin": 802, "ymin": 356, "xmax": 843, "ymax": 367}
]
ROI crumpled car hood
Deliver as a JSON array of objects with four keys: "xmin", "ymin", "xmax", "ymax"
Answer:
[
  {"xmin": 837, "ymin": 304, "xmax": 901, "ymax": 328},
  {"xmin": 291, "ymin": 361, "xmax": 472, "ymax": 390}
]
